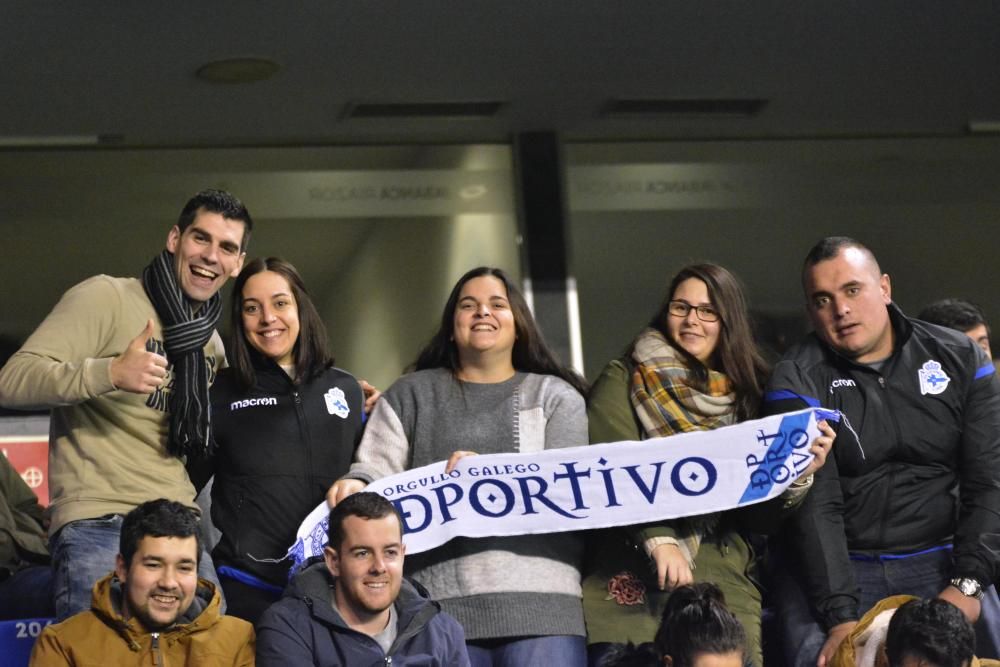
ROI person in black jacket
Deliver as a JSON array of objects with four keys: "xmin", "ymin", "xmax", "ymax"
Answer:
[
  {"xmin": 192, "ymin": 257, "xmax": 375, "ymax": 624},
  {"xmin": 763, "ymin": 237, "xmax": 1000, "ymax": 666}
]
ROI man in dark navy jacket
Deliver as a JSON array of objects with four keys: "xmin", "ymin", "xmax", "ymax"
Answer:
[
  {"xmin": 256, "ymin": 492, "xmax": 470, "ymax": 666},
  {"xmin": 764, "ymin": 237, "xmax": 1000, "ymax": 667}
]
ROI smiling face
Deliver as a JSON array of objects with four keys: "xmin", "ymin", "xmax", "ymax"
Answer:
[
  {"xmin": 325, "ymin": 514, "xmax": 405, "ymax": 631},
  {"xmin": 666, "ymin": 277, "xmax": 721, "ymax": 365},
  {"xmin": 452, "ymin": 275, "xmax": 517, "ymax": 362},
  {"xmin": 240, "ymin": 270, "xmax": 300, "ymax": 366},
  {"xmin": 165, "ymin": 209, "xmax": 246, "ymax": 304},
  {"xmin": 115, "ymin": 535, "xmax": 198, "ymax": 631},
  {"xmin": 804, "ymin": 246, "xmax": 893, "ymax": 363}
]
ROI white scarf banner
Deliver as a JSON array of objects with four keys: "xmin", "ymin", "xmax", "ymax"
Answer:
[{"xmin": 288, "ymin": 407, "xmax": 838, "ymax": 566}]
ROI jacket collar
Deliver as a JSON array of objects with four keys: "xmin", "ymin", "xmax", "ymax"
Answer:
[
  {"xmin": 90, "ymin": 572, "xmax": 222, "ymax": 647},
  {"xmin": 247, "ymin": 347, "xmax": 297, "ymax": 391},
  {"xmin": 286, "ymin": 561, "xmax": 439, "ymax": 637}
]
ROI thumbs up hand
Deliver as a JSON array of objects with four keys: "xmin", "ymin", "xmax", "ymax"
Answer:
[{"xmin": 109, "ymin": 319, "xmax": 168, "ymax": 394}]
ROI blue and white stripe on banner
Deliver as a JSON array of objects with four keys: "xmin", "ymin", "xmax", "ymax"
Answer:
[{"xmin": 288, "ymin": 407, "xmax": 840, "ymax": 568}]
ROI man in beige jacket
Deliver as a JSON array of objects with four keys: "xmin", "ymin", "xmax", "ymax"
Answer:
[{"xmin": 0, "ymin": 189, "xmax": 251, "ymax": 619}]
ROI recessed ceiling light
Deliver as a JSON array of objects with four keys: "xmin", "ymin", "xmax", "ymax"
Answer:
[
  {"xmin": 0, "ymin": 135, "xmax": 102, "ymax": 147},
  {"xmin": 968, "ymin": 120, "xmax": 1000, "ymax": 134},
  {"xmin": 343, "ymin": 101, "xmax": 504, "ymax": 119},
  {"xmin": 196, "ymin": 58, "xmax": 280, "ymax": 84},
  {"xmin": 603, "ymin": 98, "xmax": 767, "ymax": 118}
]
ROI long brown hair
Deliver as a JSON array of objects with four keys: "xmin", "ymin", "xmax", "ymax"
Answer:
[
  {"xmin": 228, "ymin": 257, "xmax": 333, "ymax": 391},
  {"xmin": 645, "ymin": 263, "xmax": 769, "ymax": 420},
  {"xmin": 413, "ymin": 266, "xmax": 588, "ymax": 395}
]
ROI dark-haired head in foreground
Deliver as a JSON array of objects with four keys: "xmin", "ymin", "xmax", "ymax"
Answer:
[
  {"xmin": 115, "ymin": 499, "xmax": 203, "ymax": 630},
  {"xmin": 598, "ymin": 583, "xmax": 748, "ymax": 667},
  {"xmin": 885, "ymin": 598, "xmax": 974, "ymax": 667},
  {"xmin": 655, "ymin": 583, "xmax": 746, "ymax": 667},
  {"xmin": 324, "ymin": 492, "xmax": 406, "ymax": 636}
]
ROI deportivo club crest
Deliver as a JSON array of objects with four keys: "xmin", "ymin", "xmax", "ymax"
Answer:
[
  {"xmin": 918, "ymin": 360, "xmax": 950, "ymax": 396},
  {"xmin": 324, "ymin": 387, "xmax": 351, "ymax": 418}
]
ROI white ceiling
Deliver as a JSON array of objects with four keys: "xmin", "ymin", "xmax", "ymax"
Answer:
[{"xmin": 5, "ymin": 2, "xmax": 1000, "ymax": 147}]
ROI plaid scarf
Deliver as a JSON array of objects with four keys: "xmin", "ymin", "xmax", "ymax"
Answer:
[
  {"xmin": 628, "ymin": 327, "xmax": 736, "ymax": 556},
  {"xmin": 629, "ymin": 328, "xmax": 735, "ymax": 436},
  {"xmin": 142, "ymin": 249, "xmax": 221, "ymax": 459}
]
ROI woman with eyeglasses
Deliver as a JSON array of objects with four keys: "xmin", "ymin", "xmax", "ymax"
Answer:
[{"xmin": 582, "ymin": 263, "xmax": 835, "ymax": 667}]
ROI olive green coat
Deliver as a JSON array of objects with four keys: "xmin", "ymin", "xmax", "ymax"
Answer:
[{"xmin": 582, "ymin": 359, "xmax": 767, "ymax": 666}]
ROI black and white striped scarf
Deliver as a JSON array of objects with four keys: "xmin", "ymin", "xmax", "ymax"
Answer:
[{"xmin": 142, "ymin": 249, "xmax": 221, "ymax": 459}]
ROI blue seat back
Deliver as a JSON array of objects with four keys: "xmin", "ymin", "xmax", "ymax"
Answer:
[{"xmin": 0, "ymin": 618, "xmax": 56, "ymax": 667}]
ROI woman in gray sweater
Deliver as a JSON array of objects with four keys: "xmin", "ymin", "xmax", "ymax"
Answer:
[{"xmin": 328, "ymin": 266, "xmax": 589, "ymax": 667}]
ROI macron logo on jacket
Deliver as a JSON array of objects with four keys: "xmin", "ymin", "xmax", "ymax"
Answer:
[
  {"xmin": 829, "ymin": 378, "xmax": 856, "ymax": 393},
  {"xmin": 230, "ymin": 397, "xmax": 278, "ymax": 411}
]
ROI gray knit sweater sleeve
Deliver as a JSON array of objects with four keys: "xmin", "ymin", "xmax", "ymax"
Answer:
[
  {"xmin": 345, "ymin": 369, "xmax": 439, "ymax": 482},
  {"xmin": 518, "ymin": 373, "xmax": 587, "ymax": 452},
  {"xmin": 345, "ymin": 395, "xmax": 410, "ymax": 483}
]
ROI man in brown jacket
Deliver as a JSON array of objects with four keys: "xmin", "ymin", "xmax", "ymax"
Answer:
[{"xmin": 29, "ymin": 499, "xmax": 253, "ymax": 666}]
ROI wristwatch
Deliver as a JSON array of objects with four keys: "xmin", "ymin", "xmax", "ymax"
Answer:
[{"xmin": 949, "ymin": 577, "xmax": 985, "ymax": 600}]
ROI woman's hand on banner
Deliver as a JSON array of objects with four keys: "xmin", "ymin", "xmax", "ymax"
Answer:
[{"xmin": 445, "ymin": 450, "xmax": 479, "ymax": 474}]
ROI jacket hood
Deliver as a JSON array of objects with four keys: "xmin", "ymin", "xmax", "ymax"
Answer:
[{"xmin": 90, "ymin": 572, "xmax": 222, "ymax": 646}]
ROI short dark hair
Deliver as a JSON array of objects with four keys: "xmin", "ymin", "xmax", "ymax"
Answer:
[
  {"xmin": 918, "ymin": 298, "xmax": 990, "ymax": 335},
  {"xmin": 654, "ymin": 583, "xmax": 746, "ymax": 667},
  {"xmin": 802, "ymin": 236, "xmax": 881, "ymax": 284},
  {"xmin": 596, "ymin": 642, "xmax": 660, "ymax": 667},
  {"xmin": 327, "ymin": 492, "xmax": 402, "ymax": 551},
  {"xmin": 885, "ymin": 598, "xmax": 975, "ymax": 667},
  {"xmin": 229, "ymin": 257, "xmax": 334, "ymax": 390},
  {"xmin": 177, "ymin": 189, "xmax": 253, "ymax": 251},
  {"xmin": 412, "ymin": 266, "xmax": 588, "ymax": 396},
  {"xmin": 119, "ymin": 499, "xmax": 203, "ymax": 569}
]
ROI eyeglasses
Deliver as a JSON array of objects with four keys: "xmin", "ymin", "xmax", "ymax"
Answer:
[{"xmin": 668, "ymin": 300, "xmax": 720, "ymax": 323}]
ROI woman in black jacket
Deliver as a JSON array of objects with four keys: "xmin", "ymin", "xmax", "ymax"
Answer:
[{"xmin": 195, "ymin": 257, "xmax": 372, "ymax": 624}]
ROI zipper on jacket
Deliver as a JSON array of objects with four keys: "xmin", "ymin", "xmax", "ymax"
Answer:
[
  {"xmin": 151, "ymin": 632, "xmax": 164, "ymax": 667},
  {"xmin": 875, "ymin": 374, "xmax": 902, "ymax": 548},
  {"xmin": 234, "ymin": 492, "xmax": 245, "ymax": 557},
  {"xmin": 293, "ymin": 390, "xmax": 313, "ymax": 483}
]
